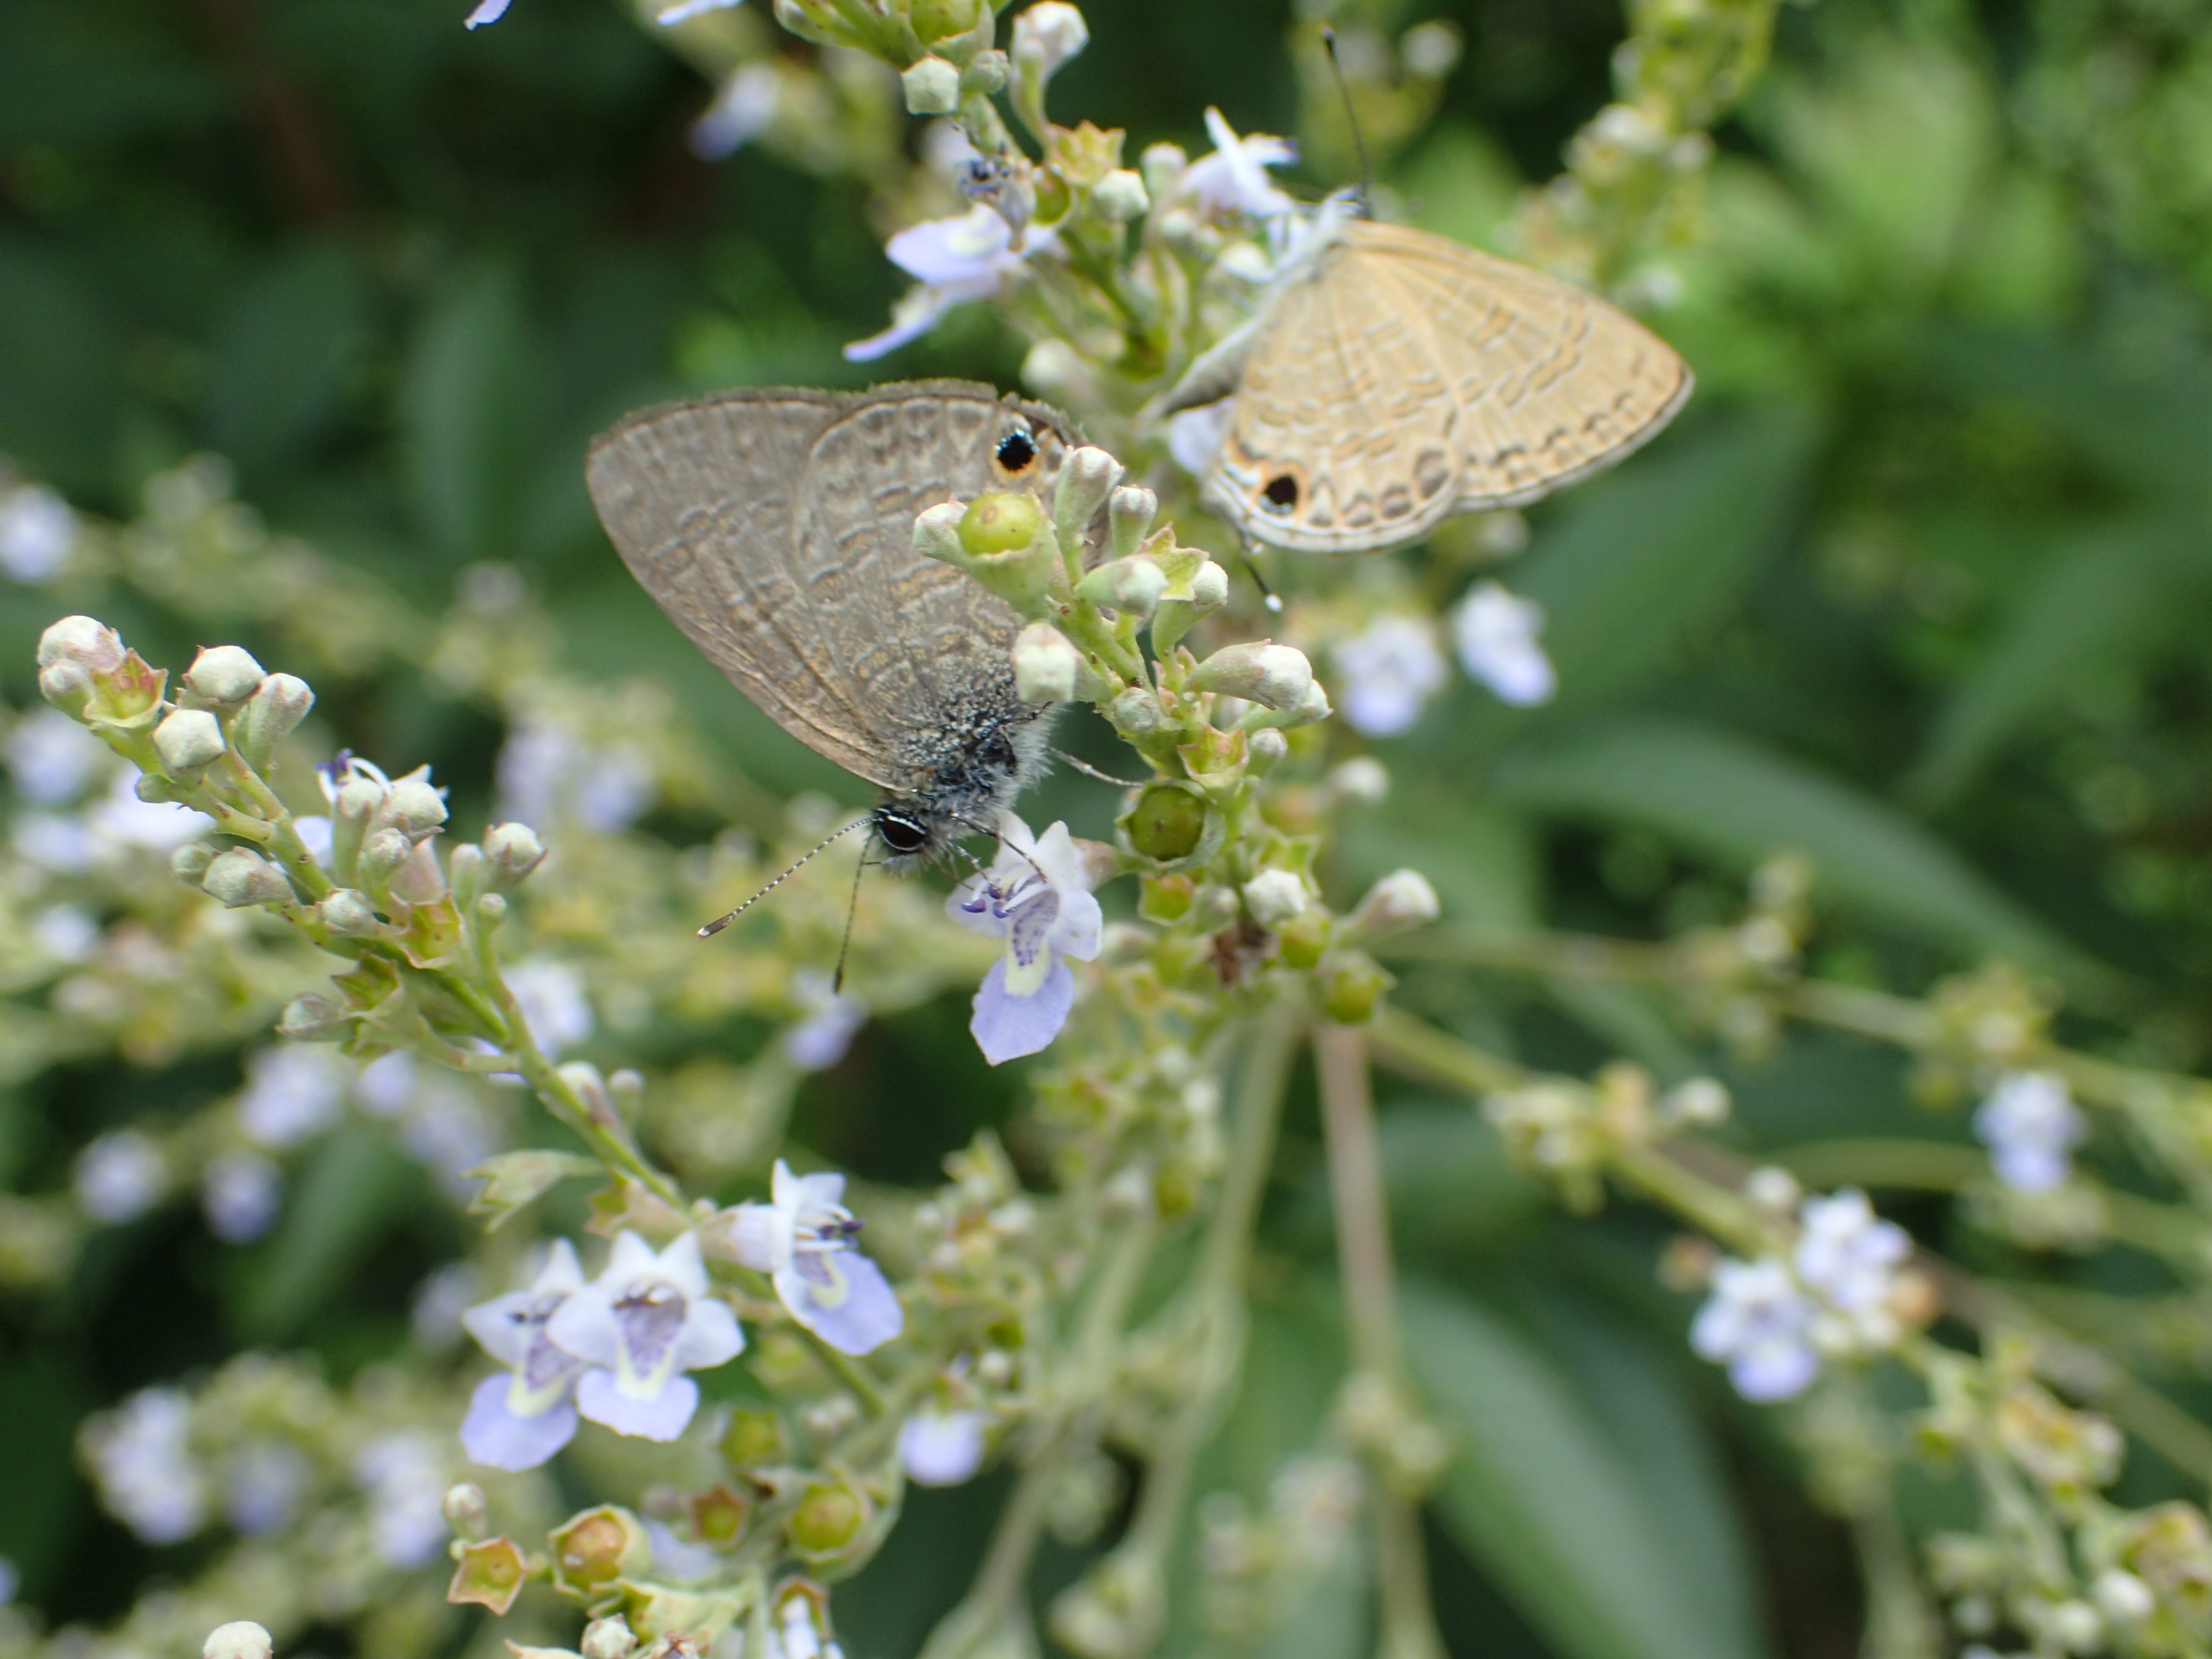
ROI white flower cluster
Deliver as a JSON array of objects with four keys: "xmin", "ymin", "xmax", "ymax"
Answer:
[{"xmin": 1690, "ymin": 1187, "xmax": 1912, "ymax": 1402}]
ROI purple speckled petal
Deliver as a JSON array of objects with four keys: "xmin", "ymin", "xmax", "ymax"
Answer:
[
  {"xmin": 459, "ymin": 1373, "xmax": 578, "ymax": 1470},
  {"xmin": 779, "ymin": 1250, "xmax": 903, "ymax": 1355},
  {"xmin": 575, "ymin": 1369, "xmax": 700, "ymax": 1442},
  {"xmin": 969, "ymin": 957, "xmax": 1074, "ymax": 1066}
]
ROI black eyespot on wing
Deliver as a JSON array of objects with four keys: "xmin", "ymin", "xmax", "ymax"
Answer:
[
  {"xmin": 995, "ymin": 430, "xmax": 1039, "ymax": 474},
  {"xmin": 876, "ymin": 811, "xmax": 930, "ymax": 855},
  {"xmin": 1261, "ymin": 474, "xmax": 1300, "ymax": 512}
]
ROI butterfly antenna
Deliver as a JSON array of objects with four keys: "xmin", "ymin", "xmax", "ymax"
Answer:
[
  {"xmin": 1238, "ymin": 537, "xmax": 1286, "ymax": 615},
  {"xmin": 1320, "ymin": 26, "xmax": 1375, "ymax": 216},
  {"xmin": 830, "ymin": 841, "xmax": 874, "ymax": 995},
  {"xmin": 698, "ymin": 817, "xmax": 873, "ymax": 939},
  {"xmin": 1050, "ymin": 746, "xmax": 1147, "ymax": 788}
]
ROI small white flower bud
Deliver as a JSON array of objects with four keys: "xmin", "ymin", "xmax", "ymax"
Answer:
[
  {"xmin": 1190, "ymin": 884, "xmax": 1239, "ymax": 929},
  {"xmin": 1330, "ymin": 757, "xmax": 1389, "ymax": 802},
  {"xmin": 374, "ymin": 777, "xmax": 448, "ymax": 839},
  {"xmin": 914, "ymin": 500, "xmax": 968, "ymax": 565},
  {"xmin": 482, "ymin": 822, "xmax": 546, "ymax": 891},
  {"xmin": 961, "ymin": 49, "xmax": 1009, "ymax": 95},
  {"xmin": 1094, "ymin": 168, "xmax": 1149, "ymax": 221},
  {"xmin": 1140, "ymin": 142, "xmax": 1187, "ymax": 202},
  {"xmin": 232, "ymin": 674, "xmax": 313, "ymax": 769},
  {"xmin": 1187, "ymin": 560, "xmax": 1229, "ymax": 608},
  {"xmin": 1054, "ymin": 445, "xmax": 1121, "ymax": 539},
  {"xmin": 276, "ymin": 994, "xmax": 348, "ymax": 1040},
  {"xmin": 1246, "ymin": 727, "xmax": 1288, "ymax": 771},
  {"xmin": 172, "ymin": 843, "xmax": 217, "ymax": 883},
  {"xmin": 154, "ymin": 708, "xmax": 227, "ymax": 773},
  {"xmin": 1110, "ymin": 685, "xmax": 1162, "ymax": 734},
  {"xmin": 38, "ymin": 615, "xmax": 126, "ymax": 674},
  {"xmin": 203, "ymin": 848, "xmax": 293, "ymax": 908},
  {"xmin": 136, "ymin": 772, "xmax": 180, "ymax": 803},
  {"xmin": 358, "ymin": 827, "xmax": 414, "ymax": 888},
  {"xmin": 581, "ymin": 1617, "xmax": 637, "ymax": 1659},
  {"xmin": 203, "ymin": 1622, "xmax": 273, "ymax": 1659},
  {"xmin": 902, "ymin": 55, "xmax": 962, "ymax": 115},
  {"xmin": 1189, "ymin": 641, "xmax": 1312, "ymax": 709},
  {"xmin": 320, "ymin": 889, "xmax": 380, "ymax": 935},
  {"xmin": 2092, "ymin": 1570, "xmax": 2155, "ymax": 1624},
  {"xmin": 442, "ymin": 1480, "xmax": 488, "ymax": 1534},
  {"xmin": 1744, "ymin": 1166, "xmax": 1801, "ymax": 1213},
  {"xmin": 1012, "ymin": 621, "xmax": 1082, "ymax": 703},
  {"xmin": 1660, "ymin": 1078, "xmax": 1732, "ymax": 1126},
  {"xmin": 1349, "ymin": 869, "xmax": 1439, "ymax": 938},
  {"xmin": 37, "ymin": 657, "xmax": 95, "ymax": 717},
  {"xmin": 1244, "ymin": 676, "xmax": 1332, "ymax": 731},
  {"xmin": 1242, "ymin": 868, "xmax": 1308, "ymax": 927},
  {"xmin": 1107, "ymin": 485, "xmax": 1155, "ymax": 557},
  {"xmin": 1074, "ymin": 556, "xmax": 1168, "ymax": 617},
  {"xmin": 478, "ymin": 892, "xmax": 509, "ymax": 926},
  {"xmin": 390, "ymin": 840, "xmax": 447, "ymax": 903},
  {"xmin": 2049, "ymin": 1600, "xmax": 2102, "ymax": 1654},
  {"xmin": 181, "ymin": 646, "xmax": 266, "ymax": 704},
  {"xmin": 1011, "ymin": 0, "xmax": 1088, "ymax": 78}
]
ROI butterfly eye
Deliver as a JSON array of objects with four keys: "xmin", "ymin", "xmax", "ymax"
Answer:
[
  {"xmin": 876, "ymin": 812, "xmax": 930, "ymax": 855},
  {"xmin": 994, "ymin": 429, "xmax": 1039, "ymax": 476},
  {"xmin": 1261, "ymin": 474, "xmax": 1300, "ymax": 513}
]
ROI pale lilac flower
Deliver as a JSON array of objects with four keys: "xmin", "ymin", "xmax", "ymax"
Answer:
[
  {"xmin": 353, "ymin": 1051, "xmax": 417, "ymax": 1117},
  {"xmin": 782, "ymin": 968, "xmax": 866, "ymax": 1072},
  {"xmin": 1794, "ymin": 1189, "xmax": 1909, "ymax": 1314},
  {"xmin": 506, "ymin": 959, "xmax": 594, "ymax": 1057},
  {"xmin": 76, "ymin": 1130, "xmax": 167, "ymax": 1224},
  {"xmin": 657, "ymin": 0, "xmax": 740, "ymax": 21},
  {"xmin": 845, "ymin": 207, "xmax": 1056, "ymax": 362},
  {"xmin": 1690, "ymin": 1257, "xmax": 1819, "ymax": 1402},
  {"xmin": 495, "ymin": 716, "xmax": 654, "ymax": 834},
  {"xmin": 1168, "ymin": 400, "xmax": 1233, "ymax": 476},
  {"xmin": 203, "ymin": 1151, "xmax": 282, "ymax": 1243},
  {"xmin": 461, "ymin": 1240, "xmax": 589, "ymax": 1470},
  {"xmin": 463, "ymin": 0, "xmax": 510, "ymax": 27},
  {"xmin": 236, "ymin": 1045, "xmax": 349, "ymax": 1149},
  {"xmin": 900, "ymin": 1410, "xmax": 988, "ymax": 1486},
  {"xmin": 1181, "ymin": 107, "xmax": 1298, "ymax": 221},
  {"xmin": 84, "ymin": 1387, "xmax": 207, "ymax": 1544},
  {"xmin": 0, "ymin": 485, "xmax": 76, "ymax": 582},
  {"xmin": 12, "ymin": 812, "xmax": 93, "ymax": 871},
  {"xmin": 1333, "ymin": 615, "xmax": 1448, "ymax": 737},
  {"xmin": 32, "ymin": 905, "xmax": 100, "ymax": 963},
  {"xmin": 293, "ymin": 815, "xmax": 333, "ymax": 866},
  {"xmin": 1452, "ymin": 582, "xmax": 1556, "ymax": 706},
  {"xmin": 721, "ymin": 1160, "xmax": 903, "ymax": 1356},
  {"xmin": 411, "ymin": 1262, "xmax": 478, "ymax": 1352},
  {"xmin": 1974, "ymin": 1071, "xmax": 2085, "ymax": 1194},
  {"xmin": 7, "ymin": 707, "xmax": 104, "ymax": 802},
  {"xmin": 947, "ymin": 814, "xmax": 1102, "ymax": 1065},
  {"xmin": 224, "ymin": 1440, "xmax": 311, "ymax": 1534},
  {"xmin": 355, "ymin": 1432, "xmax": 447, "ymax": 1567},
  {"xmin": 642, "ymin": 1518, "xmax": 721, "ymax": 1583},
  {"xmin": 546, "ymin": 1231, "xmax": 744, "ymax": 1442},
  {"xmin": 692, "ymin": 63, "xmax": 781, "ymax": 158}
]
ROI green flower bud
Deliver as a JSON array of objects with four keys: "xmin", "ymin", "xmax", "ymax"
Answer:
[
  {"xmin": 689, "ymin": 1484, "xmax": 751, "ymax": 1548},
  {"xmin": 390, "ymin": 840, "xmax": 446, "ymax": 903},
  {"xmin": 1150, "ymin": 558, "xmax": 1227, "ymax": 654},
  {"xmin": 947, "ymin": 493, "xmax": 1056, "ymax": 610},
  {"xmin": 786, "ymin": 1477, "xmax": 870, "ymax": 1563},
  {"xmin": 1011, "ymin": 0, "xmax": 1088, "ymax": 81},
  {"xmin": 443, "ymin": 1480, "xmax": 489, "ymax": 1536},
  {"xmin": 721, "ymin": 1406, "xmax": 788, "ymax": 1469},
  {"xmin": 153, "ymin": 708, "xmax": 227, "ymax": 773},
  {"xmin": 1074, "ymin": 556, "xmax": 1167, "ymax": 618},
  {"xmin": 1276, "ymin": 909, "xmax": 1331, "ymax": 969},
  {"xmin": 1109, "ymin": 685, "xmax": 1162, "ymax": 734},
  {"xmin": 914, "ymin": 500, "xmax": 968, "ymax": 565},
  {"xmin": 135, "ymin": 772, "xmax": 181, "ymax": 804},
  {"xmin": 38, "ymin": 615, "xmax": 126, "ymax": 674},
  {"xmin": 902, "ymin": 55, "xmax": 962, "ymax": 115},
  {"xmin": 1140, "ymin": 873, "xmax": 1193, "ymax": 923},
  {"xmin": 1107, "ymin": 485, "xmax": 1155, "ymax": 559},
  {"xmin": 1125, "ymin": 784, "xmax": 1208, "ymax": 862},
  {"xmin": 171, "ymin": 842, "xmax": 216, "ymax": 884},
  {"xmin": 478, "ymin": 891, "xmax": 508, "ymax": 927},
  {"xmin": 1241, "ymin": 868, "xmax": 1308, "ymax": 927},
  {"xmin": 772, "ymin": 0, "xmax": 835, "ymax": 43},
  {"xmin": 36, "ymin": 658, "xmax": 95, "ymax": 719},
  {"xmin": 232, "ymin": 673, "xmax": 313, "ymax": 771},
  {"xmin": 1053, "ymin": 446, "xmax": 1120, "ymax": 547},
  {"xmin": 1246, "ymin": 727, "xmax": 1288, "ymax": 773},
  {"xmin": 1093, "ymin": 168, "xmax": 1148, "ymax": 222},
  {"xmin": 1346, "ymin": 869, "xmax": 1440, "ymax": 941},
  {"xmin": 482, "ymin": 822, "xmax": 546, "ymax": 891},
  {"xmin": 320, "ymin": 888, "xmax": 380, "ymax": 935},
  {"xmin": 1241, "ymin": 676, "xmax": 1332, "ymax": 732},
  {"xmin": 961, "ymin": 48, "xmax": 1009, "ymax": 94},
  {"xmin": 1190, "ymin": 884, "xmax": 1240, "ymax": 930},
  {"xmin": 358, "ymin": 827, "xmax": 414, "ymax": 891},
  {"xmin": 1140, "ymin": 142, "xmax": 1187, "ymax": 202},
  {"xmin": 549, "ymin": 1505, "xmax": 651, "ymax": 1595},
  {"xmin": 580, "ymin": 1617, "xmax": 637, "ymax": 1659},
  {"xmin": 447, "ymin": 841, "xmax": 484, "ymax": 904},
  {"xmin": 1189, "ymin": 641, "xmax": 1312, "ymax": 709},
  {"xmin": 181, "ymin": 645, "xmax": 265, "ymax": 705},
  {"xmin": 1319, "ymin": 953, "xmax": 1392, "ymax": 1024},
  {"xmin": 1012, "ymin": 620, "xmax": 1083, "ymax": 703},
  {"xmin": 203, "ymin": 847, "xmax": 292, "ymax": 908},
  {"xmin": 908, "ymin": 0, "xmax": 981, "ymax": 41},
  {"xmin": 373, "ymin": 777, "xmax": 448, "ymax": 839}
]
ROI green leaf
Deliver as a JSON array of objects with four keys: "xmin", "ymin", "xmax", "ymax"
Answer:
[
  {"xmin": 1404, "ymin": 1282, "xmax": 1771, "ymax": 1659},
  {"xmin": 1490, "ymin": 712, "xmax": 2096, "ymax": 979},
  {"xmin": 1910, "ymin": 514, "xmax": 2202, "ymax": 804},
  {"xmin": 403, "ymin": 259, "xmax": 532, "ymax": 562},
  {"xmin": 0, "ymin": 1358, "xmax": 89, "ymax": 1595},
  {"xmin": 205, "ymin": 241, "xmax": 369, "ymax": 480},
  {"xmin": 235, "ymin": 1122, "xmax": 421, "ymax": 1340}
]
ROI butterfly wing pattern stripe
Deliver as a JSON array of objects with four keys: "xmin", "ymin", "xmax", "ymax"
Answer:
[
  {"xmin": 585, "ymin": 381, "xmax": 1077, "ymax": 803},
  {"xmin": 1205, "ymin": 218, "xmax": 1694, "ymax": 554}
]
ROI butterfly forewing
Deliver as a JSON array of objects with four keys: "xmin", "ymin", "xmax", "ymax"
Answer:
[
  {"xmin": 586, "ymin": 381, "xmax": 1075, "ymax": 797},
  {"xmin": 1202, "ymin": 218, "xmax": 1693, "ymax": 553}
]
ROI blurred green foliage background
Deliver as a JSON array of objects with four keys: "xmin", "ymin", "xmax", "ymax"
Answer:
[{"xmin": 6, "ymin": 0, "xmax": 2212, "ymax": 1653}]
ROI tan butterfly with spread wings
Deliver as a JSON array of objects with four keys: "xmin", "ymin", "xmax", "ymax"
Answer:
[{"xmin": 1156, "ymin": 197, "xmax": 1694, "ymax": 554}]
